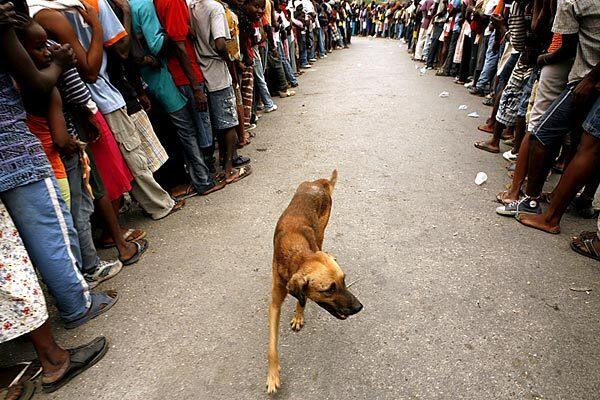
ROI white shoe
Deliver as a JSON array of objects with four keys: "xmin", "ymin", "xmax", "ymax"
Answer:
[
  {"xmin": 263, "ymin": 104, "xmax": 278, "ymax": 113},
  {"xmin": 503, "ymin": 150, "xmax": 517, "ymax": 162}
]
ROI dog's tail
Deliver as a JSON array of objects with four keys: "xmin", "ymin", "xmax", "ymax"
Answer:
[{"xmin": 329, "ymin": 169, "xmax": 338, "ymax": 192}]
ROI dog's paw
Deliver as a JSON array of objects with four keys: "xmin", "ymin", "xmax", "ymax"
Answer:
[
  {"xmin": 290, "ymin": 314, "xmax": 305, "ymax": 331},
  {"xmin": 266, "ymin": 370, "xmax": 281, "ymax": 394}
]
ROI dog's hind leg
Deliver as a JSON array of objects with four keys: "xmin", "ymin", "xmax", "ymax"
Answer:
[
  {"xmin": 290, "ymin": 301, "xmax": 305, "ymax": 331},
  {"xmin": 267, "ymin": 282, "xmax": 286, "ymax": 394}
]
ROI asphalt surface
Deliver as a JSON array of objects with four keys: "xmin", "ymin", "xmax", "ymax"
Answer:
[{"xmin": 2, "ymin": 36, "xmax": 600, "ymax": 400}]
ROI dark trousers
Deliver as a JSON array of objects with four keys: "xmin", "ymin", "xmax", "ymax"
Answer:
[{"xmin": 426, "ymin": 23, "xmax": 444, "ymax": 67}]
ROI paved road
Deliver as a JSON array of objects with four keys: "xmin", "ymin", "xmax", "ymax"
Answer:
[{"xmin": 4, "ymin": 37, "xmax": 600, "ymax": 400}]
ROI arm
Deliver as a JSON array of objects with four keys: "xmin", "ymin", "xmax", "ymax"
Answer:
[
  {"xmin": 572, "ymin": 62, "xmax": 600, "ymax": 108},
  {"xmin": 35, "ymin": 4, "xmax": 104, "ymax": 82},
  {"xmin": 537, "ymin": 33, "xmax": 577, "ymax": 67},
  {"xmin": 47, "ymin": 88, "xmax": 79, "ymax": 156},
  {"xmin": 110, "ymin": 0, "xmax": 132, "ymax": 59}
]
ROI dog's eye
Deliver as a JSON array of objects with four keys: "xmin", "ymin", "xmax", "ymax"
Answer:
[{"xmin": 327, "ymin": 282, "xmax": 336, "ymax": 294}]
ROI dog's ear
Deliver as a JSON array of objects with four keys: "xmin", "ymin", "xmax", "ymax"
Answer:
[{"xmin": 287, "ymin": 273, "xmax": 309, "ymax": 307}]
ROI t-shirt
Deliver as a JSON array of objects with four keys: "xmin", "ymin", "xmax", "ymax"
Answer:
[
  {"xmin": 61, "ymin": 0, "xmax": 127, "ymax": 114},
  {"xmin": 262, "ymin": 0, "xmax": 272, "ymax": 26},
  {"xmin": 130, "ymin": 0, "xmax": 187, "ymax": 112},
  {"xmin": 26, "ymin": 114, "xmax": 67, "ymax": 179},
  {"xmin": 551, "ymin": 0, "xmax": 600, "ymax": 83},
  {"xmin": 420, "ymin": 0, "xmax": 434, "ymax": 29},
  {"xmin": 189, "ymin": 0, "xmax": 232, "ymax": 92},
  {"xmin": 154, "ymin": 0, "xmax": 205, "ymax": 87},
  {"xmin": 0, "ymin": 71, "xmax": 52, "ymax": 192}
]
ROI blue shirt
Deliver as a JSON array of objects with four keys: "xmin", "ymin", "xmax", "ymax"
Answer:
[
  {"xmin": 61, "ymin": 0, "xmax": 127, "ymax": 114},
  {"xmin": 130, "ymin": 0, "xmax": 187, "ymax": 113},
  {"xmin": 0, "ymin": 71, "xmax": 52, "ymax": 192}
]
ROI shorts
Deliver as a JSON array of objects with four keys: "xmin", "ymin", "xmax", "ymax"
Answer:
[
  {"xmin": 583, "ymin": 97, "xmax": 600, "ymax": 138},
  {"xmin": 496, "ymin": 56, "xmax": 534, "ymax": 127},
  {"xmin": 207, "ymin": 86, "xmax": 239, "ymax": 131},
  {"xmin": 517, "ymin": 68, "xmax": 540, "ymax": 118},
  {"xmin": 532, "ymin": 86, "xmax": 574, "ymax": 148}
]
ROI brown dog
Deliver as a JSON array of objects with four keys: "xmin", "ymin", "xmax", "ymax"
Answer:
[{"xmin": 267, "ymin": 170, "xmax": 363, "ymax": 394}]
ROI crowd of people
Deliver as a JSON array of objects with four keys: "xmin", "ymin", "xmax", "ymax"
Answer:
[
  {"xmin": 0, "ymin": 0, "xmax": 354, "ymax": 397},
  {"xmin": 366, "ymin": 0, "xmax": 598, "ymax": 256}
]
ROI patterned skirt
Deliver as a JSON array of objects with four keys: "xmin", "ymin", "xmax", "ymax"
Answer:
[{"xmin": 0, "ymin": 202, "xmax": 48, "ymax": 343}]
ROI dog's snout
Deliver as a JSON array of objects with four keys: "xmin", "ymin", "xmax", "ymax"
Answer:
[{"xmin": 350, "ymin": 302, "xmax": 363, "ymax": 315}]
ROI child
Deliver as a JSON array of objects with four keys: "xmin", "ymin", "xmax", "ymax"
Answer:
[{"xmin": 16, "ymin": 16, "xmax": 78, "ymax": 207}]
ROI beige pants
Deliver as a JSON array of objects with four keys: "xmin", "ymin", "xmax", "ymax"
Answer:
[{"xmin": 103, "ymin": 108, "xmax": 174, "ymax": 219}]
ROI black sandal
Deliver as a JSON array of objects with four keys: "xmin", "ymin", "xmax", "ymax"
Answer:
[
  {"xmin": 119, "ymin": 239, "xmax": 149, "ymax": 266},
  {"xmin": 570, "ymin": 231, "xmax": 600, "ymax": 262},
  {"xmin": 42, "ymin": 337, "xmax": 108, "ymax": 393}
]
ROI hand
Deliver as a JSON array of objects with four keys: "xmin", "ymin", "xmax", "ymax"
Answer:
[
  {"xmin": 143, "ymin": 55, "xmax": 161, "ymax": 68},
  {"xmin": 572, "ymin": 75, "xmax": 598, "ymax": 108},
  {"xmin": 138, "ymin": 93, "xmax": 152, "ymax": 113},
  {"xmin": 61, "ymin": 136, "xmax": 81, "ymax": 157},
  {"xmin": 0, "ymin": 2, "xmax": 16, "ymax": 31},
  {"xmin": 193, "ymin": 88, "xmax": 208, "ymax": 112},
  {"xmin": 79, "ymin": 1, "xmax": 101, "ymax": 28},
  {"xmin": 83, "ymin": 112, "xmax": 102, "ymax": 143},
  {"xmin": 536, "ymin": 53, "xmax": 548, "ymax": 68},
  {"xmin": 49, "ymin": 43, "xmax": 76, "ymax": 68}
]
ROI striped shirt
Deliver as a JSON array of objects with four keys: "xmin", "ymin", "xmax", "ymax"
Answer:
[{"xmin": 508, "ymin": 1, "xmax": 528, "ymax": 53}]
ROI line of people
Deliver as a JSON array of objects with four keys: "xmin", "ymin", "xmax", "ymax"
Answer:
[
  {"xmin": 388, "ymin": 0, "xmax": 599, "ymax": 260},
  {"xmin": 0, "ymin": 0, "xmax": 352, "ymax": 398}
]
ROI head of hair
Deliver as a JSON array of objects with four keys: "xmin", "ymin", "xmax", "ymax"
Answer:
[{"xmin": 12, "ymin": 12, "xmax": 36, "ymax": 39}]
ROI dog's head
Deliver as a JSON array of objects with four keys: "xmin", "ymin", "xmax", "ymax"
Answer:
[{"xmin": 287, "ymin": 252, "xmax": 363, "ymax": 320}]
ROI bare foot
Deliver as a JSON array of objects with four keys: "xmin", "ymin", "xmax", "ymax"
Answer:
[
  {"xmin": 496, "ymin": 190, "xmax": 519, "ymax": 205},
  {"xmin": 517, "ymin": 213, "xmax": 560, "ymax": 234}
]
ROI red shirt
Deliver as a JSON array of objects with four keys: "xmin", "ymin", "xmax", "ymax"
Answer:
[{"xmin": 154, "ymin": 0, "xmax": 204, "ymax": 86}]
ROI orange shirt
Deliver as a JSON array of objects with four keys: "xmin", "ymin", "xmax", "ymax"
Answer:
[{"xmin": 26, "ymin": 114, "xmax": 67, "ymax": 179}]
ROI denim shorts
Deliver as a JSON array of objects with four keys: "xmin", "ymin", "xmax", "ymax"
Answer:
[
  {"xmin": 532, "ymin": 86, "xmax": 574, "ymax": 148},
  {"xmin": 207, "ymin": 85, "xmax": 239, "ymax": 131},
  {"xmin": 583, "ymin": 97, "xmax": 600, "ymax": 138}
]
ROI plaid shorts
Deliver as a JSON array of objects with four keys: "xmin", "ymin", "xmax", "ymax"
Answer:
[
  {"xmin": 496, "ymin": 57, "xmax": 534, "ymax": 127},
  {"xmin": 129, "ymin": 110, "xmax": 168, "ymax": 173}
]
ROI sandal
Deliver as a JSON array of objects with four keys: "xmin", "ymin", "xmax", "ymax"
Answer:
[
  {"xmin": 173, "ymin": 184, "xmax": 198, "ymax": 201},
  {"xmin": 42, "ymin": 337, "xmax": 108, "ymax": 393},
  {"xmin": 1, "ymin": 380, "xmax": 35, "ymax": 400},
  {"xmin": 477, "ymin": 124, "xmax": 494, "ymax": 133},
  {"xmin": 474, "ymin": 141, "xmax": 500, "ymax": 153},
  {"xmin": 199, "ymin": 180, "xmax": 226, "ymax": 196},
  {"xmin": 154, "ymin": 200, "xmax": 185, "ymax": 221},
  {"xmin": 225, "ymin": 165, "xmax": 252, "ymax": 184},
  {"xmin": 64, "ymin": 291, "xmax": 119, "ymax": 330},
  {"xmin": 97, "ymin": 228, "xmax": 146, "ymax": 249},
  {"xmin": 119, "ymin": 239, "xmax": 148, "ymax": 266},
  {"xmin": 570, "ymin": 231, "xmax": 600, "ymax": 262}
]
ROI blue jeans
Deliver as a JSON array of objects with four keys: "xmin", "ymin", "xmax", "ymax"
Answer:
[
  {"xmin": 317, "ymin": 27, "xmax": 326, "ymax": 57},
  {"xmin": 253, "ymin": 50, "xmax": 275, "ymax": 109},
  {"xmin": 299, "ymin": 32, "xmax": 308, "ymax": 66},
  {"xmin": 168, "ymin": 106, "xmax": 215, "ymax": 194},
  {"xmin": 178, "ymin": 84, "xmax": 213, "ymax": 148},
  {"xmin": 476, "ymin": 34, "xmax": 501, "ymax": 91},
  {"xmin": 307, "ymin": 29, "xmax": 315, "ymax": 60},
  {"xmin": 0, "ymin": 177, "xmax": 90, "ymax": 322},
  {"xmin": 63, "ymin": 153, "xmax": 99, "ymax": 274},
  {"xmin": 277, "ymin": 41, "xmax": 297, "ymax": 85}
]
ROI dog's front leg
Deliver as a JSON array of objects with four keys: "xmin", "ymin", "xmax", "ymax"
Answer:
[
  {"xmin": 290, "ymin": 301, "xmax": 305, "ymax": 331},
  {"xmin": 267, "ymin": 282, "xmax": 286, "ymax": 394}
]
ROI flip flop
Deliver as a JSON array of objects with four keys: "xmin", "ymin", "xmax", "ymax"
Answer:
[
  {"xmin": 153, "ymin": 200, "xmax": 185, "ymax": 221},
  {"xmin": 477, "ymin": 124, "xmax": 494, "ymax": 133},
  {"xmin": 119, "ymin": 239, "xmax": 148, "ymax": 266},
  {"xmin": 173, "ymin": 184, "xmax": 198, "ymax": 201},
  {"xmin": 225, "ymin": 165, "xmax": 252, "ymax": 184},
  {"xmin": 474, "ymin": 141, "xmax": 500, "ymax": 154},
  {"xmin": 64, "ymin": 291, "xmax": 119, "ymax": 330},
  {"xmin": 42, "ymin": 337, "xmax": 108, "ymax": 393},
  {"xmin": 199, "ymin": 180, "xmax": 226, "ymax": 196},
  {"xmin": 97, "ymin": 229, "xmax": 147, "ymax": 249},
  {"xmin": 0, "ymin": 380, "xmax": 35, "ymax": 400}
]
